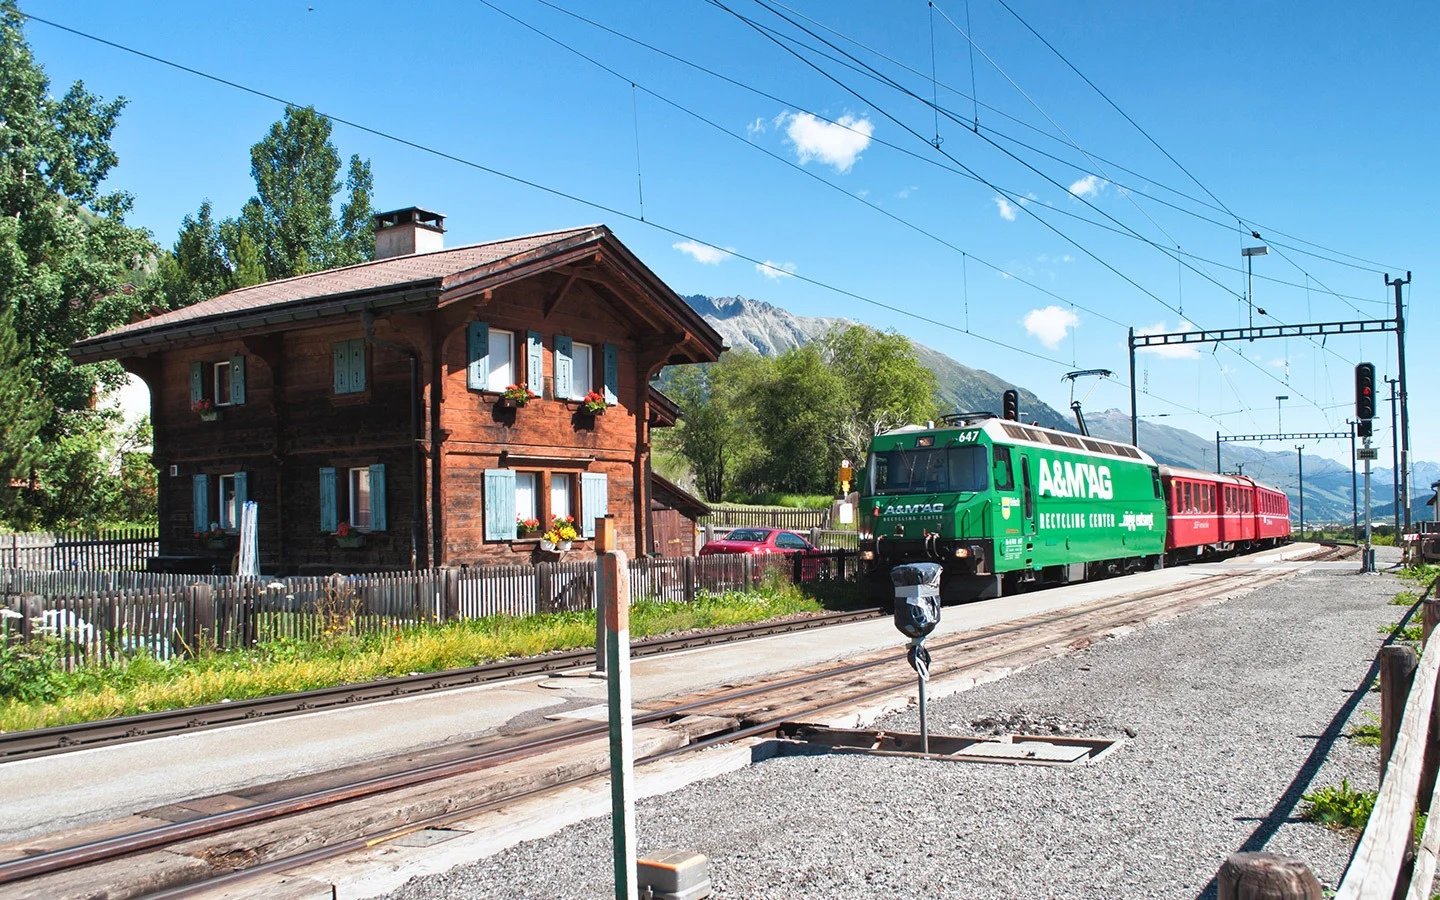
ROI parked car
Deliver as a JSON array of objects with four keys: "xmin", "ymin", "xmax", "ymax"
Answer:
[{"xmin": 699, "ymin": 528, "xmax": 834, "ymax": 579}]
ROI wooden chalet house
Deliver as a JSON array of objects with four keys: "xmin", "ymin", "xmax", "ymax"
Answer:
[{"xmin": 70, "ymin": 209, "xmax": 723, "ymax": 573}]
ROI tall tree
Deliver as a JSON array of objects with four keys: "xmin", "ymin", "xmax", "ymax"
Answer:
[
  {"xmin": 816, "ymin": 325, "xmax": 940, "ymax": 465},
  {"xmin": 0, "ymin": 0, "xmax": 156, "ymax": 525},
  {"xmin": 240, "ymin": 106, "xmax": 374, "ymax": 280},
  {"xmin": 661, "ymin": 353, "xmax": 769, "ymax": 502},
  {"xmin": 0, "ymin": 307, "xmax": 49, "ymax": 518}
]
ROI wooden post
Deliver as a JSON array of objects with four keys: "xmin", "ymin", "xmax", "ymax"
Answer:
[
  {"xmin": 1381, "ymin": 644, "xmax": 1420, "ymax": 778},
  {"xmin": 1425, "ymin": 599, "xmax": 1440, "ymax": 646},
  {"xmin": 594, "ymin": 517, "xmax": 616, "ymax": 672},
  {"xmin": 682, "ymin": 556, "xmax": 696, "ymax": 603},
  {"xmin": 184, "ymin": 582, "xmax": 215, "ymax": 656},
  {"xmin": 442, "ymin": 566, "xmax": 461, "ymax": 622},
  {"xmin": 19, "ymin": 594, "xmax": 42, "ymax": 644},
  {"xmin": 703, "ymin": 524, "xmax": 714, "ymax": 549},
  {"xmin": 597, "ymin": 548, "xmax": 637, "ymax": 900},
  {"xmin": 1216, "ymin": 852, "xmax": 1322, "ymax": 900}
]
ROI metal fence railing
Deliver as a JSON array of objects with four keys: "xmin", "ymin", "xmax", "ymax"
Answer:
[
  {"xmin": 1, "ymin": 550, "xmax": 856, "ymax": 667},
  {"xmin": 700, "ymin": 505, "xmax": 831, "ymax": 530}
]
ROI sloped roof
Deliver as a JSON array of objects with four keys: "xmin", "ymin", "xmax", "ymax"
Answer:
[
  {"xmin": 650, "ymin": 473, "xmax": 711, "ymax": 518},
  {"xmin": 71, "ymin": 225, "xmax": 723, "ymax": 364}
]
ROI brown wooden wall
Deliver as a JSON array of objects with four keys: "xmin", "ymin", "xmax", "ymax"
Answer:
[{"xmin": 142, "ymin": 263, "xmax": 673, "ymax": 574}]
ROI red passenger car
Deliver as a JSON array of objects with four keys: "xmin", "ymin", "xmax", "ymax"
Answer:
[{"xmin": 1159, "ymin": 466, "xmax": 1291, "ymax": 561}]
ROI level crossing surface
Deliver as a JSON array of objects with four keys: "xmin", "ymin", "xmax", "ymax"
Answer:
[{"xmin": 0, "ymin": 544, "xmax": 1327, "ymax": 843}]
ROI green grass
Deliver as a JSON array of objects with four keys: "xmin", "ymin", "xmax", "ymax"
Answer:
[
  {"xmin": 720, "ymin": 494, "xmax": 834, "ymax": 509},
  {"xmin": 1401, "ymin": 565, "xmax": 1439, "ymax": 593},
  {"xmin": 0, "ymin": 576, "xmax": 862, "ymax": 733},
  {"xmin": 1380, "ymin": 620, "xmax": 1424, "ymax": 643},
  {"xmin": 1302, "ymin": 779, "xmax": 1376, "ymax": 832},
  {"xmin": 1392, "ymin": 589, "xmax": 1420, "ymax": 607},
  {"xmin": 1349, "ymin": 712, "xmax": 1381, "ymax": 747}
]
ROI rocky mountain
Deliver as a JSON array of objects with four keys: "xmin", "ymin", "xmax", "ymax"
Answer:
[{"xmin": 679, "ymin": 294, "xmax": 1433, "ymax": 524}]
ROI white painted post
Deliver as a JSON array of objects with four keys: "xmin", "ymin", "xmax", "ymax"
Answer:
[{"xmin": 597, "ymin": 526, "xmax": 637, "ymax": 900}]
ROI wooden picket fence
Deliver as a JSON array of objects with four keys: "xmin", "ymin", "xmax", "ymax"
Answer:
[
  {"xmin": 1, "ymin": 551, "xmax": 855, "ymax": 667},
  {"xmin": 0, "ymin": 529, "xmax": 158, "ymax": 571},
  {"xmin": 701, "ymin": 504, "xmax": 831, "ymax": 530}
]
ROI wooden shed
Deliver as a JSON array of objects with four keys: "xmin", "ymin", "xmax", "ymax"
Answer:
[{"xmin": 649, "ymin": 474, "xmax": 711, "ymax": 557}]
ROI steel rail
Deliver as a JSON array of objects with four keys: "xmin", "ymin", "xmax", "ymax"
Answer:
[
  {"xmin": 0, "ymin": 548, "xmax": 1347, "ymax": 892},
  {"xmin": 0, "ymin": 607, "xmax": 885, "ymax": 761},
  {"xmin": 142, "ymin": 556, "xmax": 1337, "ymax": 899}
]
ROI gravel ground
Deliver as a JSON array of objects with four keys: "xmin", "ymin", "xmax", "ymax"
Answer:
[{"xmin": 383, "ymin": 553, "xmax": 1411, "ymax": 900}]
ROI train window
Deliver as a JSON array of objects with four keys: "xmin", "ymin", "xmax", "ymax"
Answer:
[
  {"xmin": 1021, "ymin": 456, "xmax": 1033, "ymax": 520},
  {"xmin": 867, "ymin": 445, "xmax": 989, "ymax": 495},
  {"xmin": 1151, "ymin": 469, "xmax": 1161, "ymax": 499},
  {"xmin": 993, "ymin": 446, "xmax": 1015, "ymax": 491},
  {"xmin": 1183, "ymin": 483, "xmax": 1193, "ymax": 512}
]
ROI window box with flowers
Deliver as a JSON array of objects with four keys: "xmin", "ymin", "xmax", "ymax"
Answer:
[
  {"xmin": 192, "ymin": 397, "xmax": 221, "ymax": 422},
  {"xmin": 542, "ymin": 516, "xmax": 579, "ymax": 551},
  {"xmin": 497, "ymin": 383, "xmax": 537, "ymax": 409},
  {"xmin": 515, "ymin": 517, "xmax": 542, "ymax": 539},
  {"xmin": 195, "ymin": 523, "xmax": 231, "ymax": 550},
  {"xmin": 332, "ymin": 521, "xmax": 366, "ymax": 549},
  {"xmin": 579, "ymin": 391, "xmax": 608, "ymax": 416}
]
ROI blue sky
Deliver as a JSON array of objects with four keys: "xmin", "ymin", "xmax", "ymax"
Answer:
[{"xmin": 22, "ymin": 0, "xmax": 1436, "ymax": 470}]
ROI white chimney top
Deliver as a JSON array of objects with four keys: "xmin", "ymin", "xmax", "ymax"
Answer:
[{"xmin": 373, "ymin": 207, "xmax": 445, "ymax": 259}]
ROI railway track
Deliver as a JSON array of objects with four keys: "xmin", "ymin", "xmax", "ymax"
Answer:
[
  {"xmin": 0, "ymin": 545, "xmax": 1351, "ymax": 899},
  {"xmin": 0, "ymin": 606, "xmax": 884, "ymax": 762}
]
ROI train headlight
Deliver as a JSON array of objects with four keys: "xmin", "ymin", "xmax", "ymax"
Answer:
[
  {"xmin": 953, "ymin": 547, "xmax": 970, "ymax": 558},
  {"xmin": 860, "ymin": 550, "xmax": 876, "ymax": 561}
]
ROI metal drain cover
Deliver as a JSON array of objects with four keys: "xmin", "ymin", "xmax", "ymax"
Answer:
[{"xmin": 774, "ymin": 723, "xmax": 1118, "ymax": 767}]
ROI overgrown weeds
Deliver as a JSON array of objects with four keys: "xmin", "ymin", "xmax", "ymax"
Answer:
[
  {"xmin": 1349, "ymin": 711, "xmax": 1381, "ymax": 746},
  {"xmin": 1302, "ymin": 780, "xmax": 1376, "ymax": 832}
]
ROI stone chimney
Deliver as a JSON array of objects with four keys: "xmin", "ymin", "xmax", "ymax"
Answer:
[{"xmin": 373, "ymin": 207, "xmax": 445, "ymax": 259}]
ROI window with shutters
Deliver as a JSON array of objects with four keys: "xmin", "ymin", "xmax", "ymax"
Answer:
[
  {"xmin": 190, "ymin": 356, "xmax": 247, "ymax": 410},
  {"xmin": 320, "ymin": 464, "xmax": 387, "ymax": 532},
  {"xmin": 333, "ymin": 339, "xmax": 367, "ymax": 395},
  {"xmin": 550, "ymin": 473, "xmax": 574, "ymax": 522},
  {"xmin": 484, "ymin": 469, "xmax": 609, "ymax": 542},
  {"xmin": 515, "ymin": 472, "xmax": 538, "ymax": 522},
  {"xmin": 194, "ymin": 471, "xmax": 248, "ymax": 533}
]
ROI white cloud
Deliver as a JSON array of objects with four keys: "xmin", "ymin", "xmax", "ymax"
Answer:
[
  {"xmin": 1023, "ymin": 306, "xmax": 1079, "ymax": 348},
  {"xmin": 780, "ymin": 112, "xmax": 874, "ymax": 173},
  {"xmin": 672, "ymin": 240, "xmax": 732, "ymax": 265},
  {"xmin": 1069, "ymin": 174, "xmax": 1106, "ymax": 198},
  {"xmin": 756, "ymin": 260, "xmax": 798, "ymax": 279},
  {"xmin": 856, "ymin": 188, "xmax": 870, "ymax": 198},
  {"xmin": 746, "ymin": 117, "xmax": 766, "ymax": 137},
  {"xmin": 1135, "ymin": 320, "xmax": 1201, "ymax": 359},
  {"xmin": 896, "ymin": 185, "xmax": 917, "ymax": 199},
  {"xmin": 1018, "ymin": 191, "xmax": 1038, "ymax": 206},
  {"xmin": 994, "ymin": 196, "xmax": 1017, "ymax": 221}
]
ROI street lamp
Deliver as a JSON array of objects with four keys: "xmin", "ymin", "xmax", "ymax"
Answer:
[
  {"xmin": 1242, "ymin": 245, "xmax": 1269, "ymax": 333},
  {"xmin": 1276, "ymin": 395, "xmax": 1289, "ymax": 433}
]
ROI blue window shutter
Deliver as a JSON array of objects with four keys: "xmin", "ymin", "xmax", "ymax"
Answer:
[
  {"xmin": 234, "ymin": 471, "xmax": 248, "ymax": 511},
  {"xmin": 484, "ymin": 469, "xmax": 517, "ymax": 541},
  {"xmin": 193, "ymin": 475, "xmax": 209, "ymax": 531},
  {"xmin": 526, "ymin": 330, "xmax": 543, "ymax": 395},
  {"xmin": 333, "ymin": 343, "xmax": 349, "ymax": 394},
  {"xmin": 554, "ymin": 336, "xmax": 573, "ymax": 400},
  {"xmin": 230, "ymin": 356, "xmax": 246, "ymax": 405},
  {"xmin": 467, "ymin": 322, "xmax": 490, "ymax": 390},
  {"xmin": 349, "ymin": 340, "xmax": 366, "ymax": 392},
  {"xmin": 580, "ymin": 472, "xmax": 609, "ymax": 539},
  {"xmin": 369, "ymin": 463, "xmax": 387, "ymax": 532},
  {"xmin": 319, "ymin": 467, "xmax": 338, "ymax": 532},
  {"xmin": 602, "ymin": 343, "xmax": 619, "ymax": 405},
  {"xmin": 190, "ymin": 362, "xmax": 204, "ymax": 406}
]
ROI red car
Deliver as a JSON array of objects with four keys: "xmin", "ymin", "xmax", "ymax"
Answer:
[{"xmin": 699, "ymin": 528, "xmax": 833, "ymax": 579}]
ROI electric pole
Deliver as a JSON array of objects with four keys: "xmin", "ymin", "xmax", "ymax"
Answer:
[
  {"xmin": 1386, "ymin": 376, "xmax": 1400, "ymax": 538},
  {"xmin": 1386, "ymin": 272, "xmax": 1411, "ymax": 532}
]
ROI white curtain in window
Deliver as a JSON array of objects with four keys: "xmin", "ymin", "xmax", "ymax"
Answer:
[
  {"xmin": 571, "ymin": 343, "xmax": 592, "ymax": 398},
  {"xmin": 550, "ymin": 474, "xmax": 572, "ymax": 521},
  {"xmin": 515, "ymin": 472, "xmax": 537, "ymax": 521},
  {"xmin": 350, "ymin": 468, "xmax": 372, "ymax": 528},
  {"xmin": 489, "ymin": 329, "xmax": 514, "ymax": 391},
  {"xmin": 218, "ymin": 474, "xmax": 237, "ymax": 529}
]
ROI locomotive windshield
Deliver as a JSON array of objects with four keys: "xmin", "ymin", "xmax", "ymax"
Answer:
[{"xmin": 867, "ymin": 445, "xmax": 989, "ymax": 496}]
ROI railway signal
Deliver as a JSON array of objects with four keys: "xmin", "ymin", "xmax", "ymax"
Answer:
[
  {"xmin": 1003, "ymin": 389, "xmax": 1019, "ymax": 421},
  {"xmin": 1355, "ymin": 362, "xmax": 1376, "ymax": 420}
]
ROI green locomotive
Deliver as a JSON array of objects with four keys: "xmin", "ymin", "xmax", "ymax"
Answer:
[{"xmin": 858, "ymin": 413, "xmax": 1167, "ymax": 602}]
